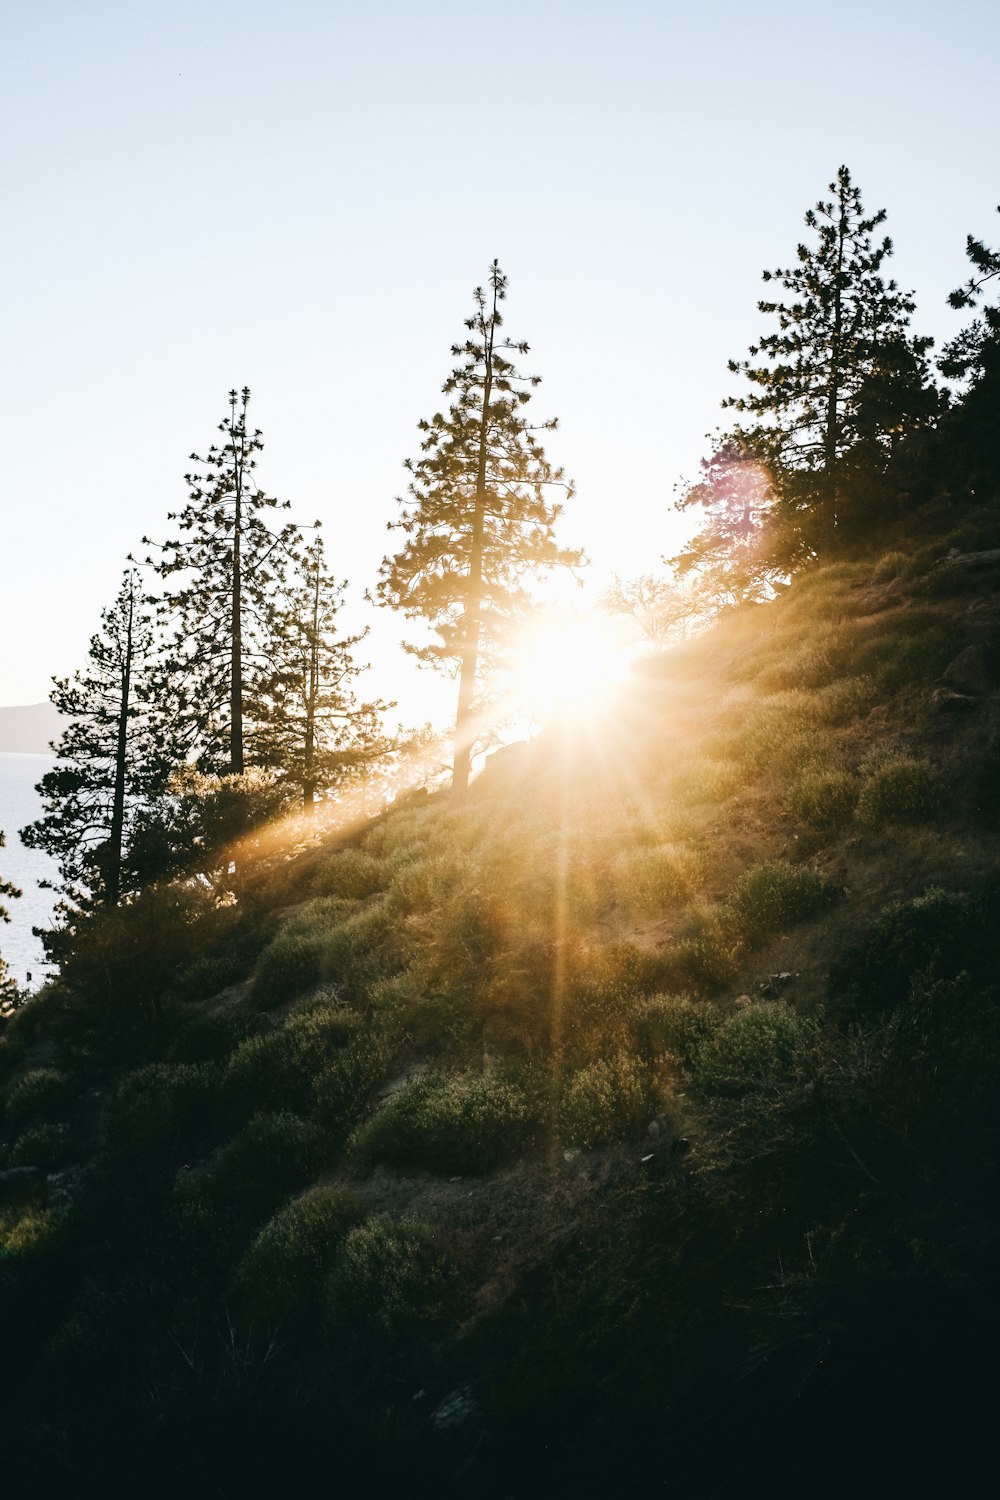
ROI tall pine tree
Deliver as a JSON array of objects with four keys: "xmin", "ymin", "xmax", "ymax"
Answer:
[
  {"xmin": 22, "ymin": 566, "xmax": 164, "ymax": 907},
  {"xmin": 148, "ymin": 388, "xmax": 299, "ymax": 774},
  {"xmin": 725, "ymin": 166, "xmax": 935, "ymax": 555},
  {"xmin": 377, "ymin": 261, "xmax": 581, "ymax": 795},
  {"xmin": 259, "ymin": 533, "xmax": 389, "ymax": 812},
  {"xmin": 0, "ymin": 832, "xmax": 22, "ymax": 1006}
]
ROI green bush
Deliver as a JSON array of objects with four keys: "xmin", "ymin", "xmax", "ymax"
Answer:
[
  {"xmin": 661, "ymin": 931, "xmax": 738, "ymax": 994},
  {"xmin": 792, "ymin": 770, "xmax": 858, "ymax": 829},
  {"xmin": 692, "ymin": 1001, "xmax": 810, "ymax": 1096},
  {"xmin": 4, "ymin": 1066, "xmax": 73, "ymax": 1123},
  {"xmin": 233, "ymin": 1184, "xmax": 368, "ymax": 1323},
  {"xmin": 311, "ymin": 848, "xmax": 389, "ymax": 900},
  {"xmin": 166, "ymin": 1008, "xmax": 265, "ymax": 1064},
  {"xmin": 324, "ymin": 1214, "xmax": 455, "ymax": 1334},
  {"xmin": 729, "ymin": 860, "xmax": 833, "ymax": 941},
  {"xmin": 616, "ymin": 844, "xmax": 702, "ymax": 915},
  {"xmin": 854, "ymin": 624, "xmax": 960, "ymax": 690},
  {"xmin": 354, "ymin": 1070, "xmax": 537, "ymax": 1174},
  {"xmin": 204, "ymin": 1111, "xmax": 328, "ymax": 1220},
  {"xmin": 559, "ymin": 1052, "xmax": 657, "ymax": 1147},
  {"xmin": 172, "ymin": 951, "xmax": 250, "ymax": 1003},
  {"xmin": 829, "ymin": 887, "xmax": 989, "ymax": 1020},
  {"xmin": 312, "ymin": 1030, "xmax": 394, "ymax": 1131},
  {"xmin": 251, "ymin": 930, "xmax": 324, "ymax": 1008},
  {"xmin": 634, "ymin": 993, "xmax": 718, "ymax": 1064},
  {"xmin": 856, "ymin": 755, "xmax": 944, "ymax": 827},
  {"xmin": 871, "ymin": 549, "xmax": 911, "ymax": 582},
  {"xmin": 10, "ymin": 1122, "xmax": 72, "ymax": 1171},
  {"xmin": 98, "ymin": 1062, "xmax": 218, "ymax": 1166}
]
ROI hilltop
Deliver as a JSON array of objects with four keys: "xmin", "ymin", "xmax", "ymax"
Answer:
[
  {"xmin": 0, "ymin": 701, "xmax": 62, "ymax": 755},
  {"xmin": 1, "ymin": 516, "xmax": 999, "ymax": 1496}
]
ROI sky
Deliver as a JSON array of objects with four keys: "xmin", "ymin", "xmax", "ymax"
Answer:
[{"xmin": 3, "ymin": 0, "xmax": 998, "ymax": 726}]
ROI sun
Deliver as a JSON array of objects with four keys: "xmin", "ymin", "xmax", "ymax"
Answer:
[{"xmin": 506, "ymin": 609, "xmax": 635, "ymax": 723}]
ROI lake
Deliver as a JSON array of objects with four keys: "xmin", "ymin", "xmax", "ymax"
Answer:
[{"xmin": 0, "ymin": 752, "xmax": 58, "ymax": 989}]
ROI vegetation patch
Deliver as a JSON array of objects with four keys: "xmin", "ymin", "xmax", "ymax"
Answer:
[
  {"xmin": 856, "ymin": 753, "xmax": 945, "ymax": 827},
  {"xmin": 233, "ymin": 1184, "xmax": 368, "ymax": 1324},
  {"xmin": 728, "ymin": 860, "xmax": 834, "ymax": 942},
  {"xmin": 791, "ymin": 769, "xmax": 858, "ymax": 829},
  {"xmin": 354, "ymin": 1069, "xmax": 537, "ymax": 1174},
  {"xmin": 828, "ymin": 886, "xmax": 990, "ymax": 1020},
  {"xmin": 558, "ymin": 1052, "xmax": 661, "ymax": 1147}
]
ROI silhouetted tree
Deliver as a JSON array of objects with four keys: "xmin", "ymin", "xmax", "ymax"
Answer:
[
  {"xmin": 21, "ymin": 567, "xmax": 165, "ymax": 907},
  {"xmin": 725, "ymin": 166, "xmax": 936, "ymax": 553},
  {"xmin": 148, "ymin": 388, "xmax": 299, "ymax": 775},
  {"xmin": 672, "ymin": 439, "xmax": 784, "ymax": 601},
  {"xmin": 938, "ymin": 208, "xmax": 1000, "ymax": 494},
  {"xmin": 377, "ymin": 261, "xmax": 581, "ymax": 795},
  {"xmin": 939, "ymin": 207, "xmax": 1000, "ymax": 385},
  {"xmin": 259, "ymin": 533, "xmax": 390, "ymax": 811},
  {"xmin": 600, "ymin": 573, "xmax": 694, "ymax": 650},
  {"xmin": 0, "ymin": 832, "xmax": 21, "ymax": 1005}
]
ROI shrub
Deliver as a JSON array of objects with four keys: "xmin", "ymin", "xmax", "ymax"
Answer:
[
  {"xmin": 251, "ymin": 930, "xmax": 324, "ymax": 1008},
  {"xmin": 4, "ymin": 1066, "xmax": 73, "ymax": 1123},
  {"xmin": 559, "ymin": 1052, "xmax": 657, "ymax": 1147},
  {"xmin": 616, "ymin": 844, "xmax": 702, "ymax": 915},
  {"xmin": 829, "ymin": 887, "xmax": 988, "ymax": 1020},
  {"xmin": 853, "ymin": 624, "xmax": 960, "ymax": 690},
  {"xmin": 661, "ymin": 931, "xmax": 738, "ymax": 994},
  {"xmin": 311, "ymin": 848, "xmax": 388, "ymax": 900},
  {"xmin": 856, "ymin": 755, "xmax": 944, "ymax": 827},
  {"xmin": 729, "ymin": 860, "xmax": 833, "ymax": 941},
  {"xmin": 312, "ymin": 1031, "xmax": 395, "ymax": 1131},
  {"xmin": 172, "ymin": 952, "xmax": 249, "ymax": 1003},
  {"xmin": 692, "ymin": 1001, "xmax": 810, "ymax": 1096},
  {"xmin": 233, "ymin": 1184, "xmax": 368, "ymax": 1323},
  {"xmin": 324, "ymin": 1214, "xmax": 455, "ymax": 1334},
  {"xmin": 872, "ymin": 549, "xmax": 911, "ymax": 582},
  {"xmin": 99, "ymin": 1062, "xmax": 219, "ymax": 1166},
  {"xmin": 354, "ymin": 1070, "xmax": 537, "ymax": 1174},
  {"xmin": 10, "ymin": 1122, "xmax": 72, "ymax": 1171},
  {"xmin": 813, "ymin": 675, "xmax": 874, "ymax": 724},
  {"xmin": 205, "ymin": 1111, "xmax": 328, "ymax": 1220},
  {"xmin": 634, "ymin": 993, "xmax": 718, "ymax": 1064},
  {"xmin": 166, "ymin": 1008, "xmax": 265, "ymax": 1064},
  {"xmin": 791, "ymin": 770, "xmax": 858, "ymax": 829},
  {"xmin": 671, "ymin": 758, "xmax": 741, "ymax": 805}
]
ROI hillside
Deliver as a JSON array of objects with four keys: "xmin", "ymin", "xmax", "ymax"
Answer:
[
  {"xmin": 2, "ymin": 524, "xmax": 999, "ymax": 1497},
  {"xmin": 0, "ymin": 701, "xmax": 62, "ymax": 755}
]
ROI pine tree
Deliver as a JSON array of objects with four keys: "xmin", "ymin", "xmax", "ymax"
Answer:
[
  {"xmin": 725, "ymin": 166, "xmax": 935, "ymax": 553},
  {"xmin": 0, "ymin": 831, "xmax": 22, "ymax": 1006},
  {"xmin": 671, "ymin": 439, "xmax": 782, "ymax": 604},
  {"xmin": 21, "ymin": 566, "xmax": 164, "ymax": 907},
  {"xmin": 148, "ymin": 388, "xmax": 299, "ymax": 775},
  {"xmin": 377, "ymin": 261, "xmax": 581, "ymax": 795},
  {"xmin": 258, "ymin": 533, "xmax": 390, "ymax": 812},
  {"xmin": 939, "ymin": 207, "xmax": 1000, "ymax": 385}
]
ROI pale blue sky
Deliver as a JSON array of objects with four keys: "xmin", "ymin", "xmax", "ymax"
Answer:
[{"xmin": 3, "ymin": 0, "xmax": 997, "ymax": 721}]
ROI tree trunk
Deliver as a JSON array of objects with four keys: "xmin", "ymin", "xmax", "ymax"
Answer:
[
  {"xmin": 824, "ymin": 193, "xmax": 848, "ymax": 544},
  {"xmin": 106, "ymin": 580, "xmax": 134, "ymax": 906},
  {"xmin": 230, "ymin": 419, "xmax": 245, "ymax": 775},
  {"xmin": 452, "ymin": 284, "xmax": 497, "ymax": 798}
]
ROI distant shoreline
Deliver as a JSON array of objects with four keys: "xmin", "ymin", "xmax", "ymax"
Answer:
[{"xmin": 0, "ymin": 702, "xmax": 63, "ymax": 756}]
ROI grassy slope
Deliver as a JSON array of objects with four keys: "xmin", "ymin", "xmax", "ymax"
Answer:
[{"xmin": 2, "ymin": 529, "xmax": 999, "ymax": 1496}]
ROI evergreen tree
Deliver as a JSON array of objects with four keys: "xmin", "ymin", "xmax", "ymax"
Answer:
[
  {"xmin": 377, "ymin": 261, "xmax": 581, "ymax": 795},
  {"xmin": 21, "ymin": 567, "xmax": 164, "ymax": 907},
  {"xmin": 671, "ymin": 439, "xmax": 783, "ymax": 604},
  {"xmin": 148, "ymin": 388, "xmax": 299, "ymax": 775},
  {"xmin": 725, "ymin": 166, "xmax": 935, "ymax": 553},
  {"xmin": 0, "ymin": 832, "xmax": 22, "ymax": 1006},
  {"xmin": 259, "ymin": 533, "xmax": 390, "ymax": 812},
  {"xmin": 939, "ymin": 207, "xmax": 1000, "ymax": 386}
]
